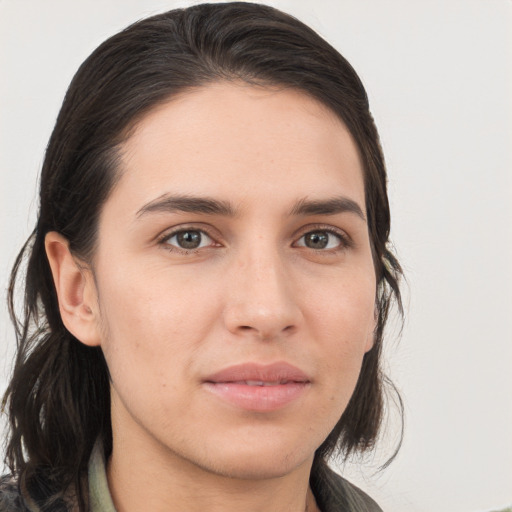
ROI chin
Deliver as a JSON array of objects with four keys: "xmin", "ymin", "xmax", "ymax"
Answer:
[
  {"xmin": 187, "ymin": 436, "xmax": 317, "ymax": 481},
  {"xmin": 201, "ymin": 453, "xmax": 312, "ymax": 481}
]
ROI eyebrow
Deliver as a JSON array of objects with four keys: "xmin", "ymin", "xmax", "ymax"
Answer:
[
  {"xmin": 136, "ymin": 193, "xmax": 365, "ymax": 221},
  {"xmin": 136, "ymin": 194, "xmax": 236, "ymax": 218},
  {"xmin": 290, "ymin": 196, "xmax": 366, "ymax": 221}
]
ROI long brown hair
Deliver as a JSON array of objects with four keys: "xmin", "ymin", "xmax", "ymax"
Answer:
[{"xmin": 2, "ymin": 3, "xmax": 403, "ymax": 510}]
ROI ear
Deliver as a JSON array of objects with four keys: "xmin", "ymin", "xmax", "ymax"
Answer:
[
  {"xmin": 364, "ymin": 306, "xmax": 378, "ymax": 353},
  {"xmin": 45, "ymin": 231, "xmax": 101, "ymax": 347}
]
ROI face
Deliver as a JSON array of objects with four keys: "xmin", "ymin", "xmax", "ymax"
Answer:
[{"xmin": 88, "ymin": 83, "xmax": 376, "ymax": 480}]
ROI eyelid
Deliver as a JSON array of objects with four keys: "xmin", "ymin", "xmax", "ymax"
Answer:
[
  {"xmin": 154, "ymin": 222, "xmax": 352, "ymax": 253},
  {"xmin": 292, "ymin": 224, "xmax": 353, "ymax": 250},
  {"xmin": 156, "ymin": 224, "xmax": 222, "ymax": 252}
]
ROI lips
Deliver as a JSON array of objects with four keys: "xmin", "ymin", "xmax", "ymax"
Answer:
[
  {"xmin": 232, "ymin": 380, "xmax": 291, "ymax": 386},
  {"xmin": 203, "ymin": 362, "xmax": 310, "ymax": 412}
]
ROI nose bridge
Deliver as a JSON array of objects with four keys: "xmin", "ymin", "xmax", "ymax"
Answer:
[{"xmin": 223, "ymin": 237, "xmax": 301, "ymax": 339}]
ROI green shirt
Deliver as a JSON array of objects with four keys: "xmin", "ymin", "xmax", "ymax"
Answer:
[{"xmin": 88, "ymin": 441, "xmax": 116, "ymax": 512}]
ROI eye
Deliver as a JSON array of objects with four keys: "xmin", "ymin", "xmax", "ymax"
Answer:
[
  {"xmin": 295, "ymin": 229, "xmax": 346, "ymax": 250},
  {"xmin": 163, "ymin": 229, "xmax": 214, "ymax": 250}
]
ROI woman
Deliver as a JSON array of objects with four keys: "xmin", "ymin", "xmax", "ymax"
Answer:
[{"xmin": 1, "ymin": 3, "xmax": 402, "ymax": 511}]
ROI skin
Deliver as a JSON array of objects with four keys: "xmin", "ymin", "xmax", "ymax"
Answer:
[{"xmin": 46, "ymin": 83, "xmax": 376, "ymax": 512}]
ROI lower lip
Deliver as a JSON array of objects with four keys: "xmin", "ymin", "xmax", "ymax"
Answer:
[{"xmin": 203, "ymin": 382, "xmax": 309, "ymax": 412}]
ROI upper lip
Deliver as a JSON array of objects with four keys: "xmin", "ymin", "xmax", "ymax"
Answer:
[{"xmin": 204, "ymin": 362, "xmax": 311, "ymax": 384}]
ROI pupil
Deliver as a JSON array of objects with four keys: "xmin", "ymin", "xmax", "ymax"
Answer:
[
  {"xmin": 306, "ymin": 232, "xmax": 328, "ymax": 249},
  {"xmin": 177, "ymin": 231, "xmax": 201, "ymax": 249}
]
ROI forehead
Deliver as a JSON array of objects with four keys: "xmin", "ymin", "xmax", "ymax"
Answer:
[{"xmin": 111, "ymin": 82, "xmax": 365, "ymax": 214}]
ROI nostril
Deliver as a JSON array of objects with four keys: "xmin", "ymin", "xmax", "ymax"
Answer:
[{"xmin": 237, "ymin": 324, "xmax": 296, "ymax": 335}]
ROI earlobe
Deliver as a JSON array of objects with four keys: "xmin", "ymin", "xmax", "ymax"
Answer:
[
  {"xmin": 364, "ymin": 307, "xmax": 378, "ymax": 353},
  {"xmin": 45, "ymin": 231, "xmax": 101, "ymax": 347},
  {"xmin": 365, "ymin": 331, "xmax": 375, "ymax": 353}
]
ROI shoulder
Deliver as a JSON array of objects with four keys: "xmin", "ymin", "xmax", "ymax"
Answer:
[
  {"xmin": 339, "ymin": 476, "xmax": 383, "ymax": 512},
  {"xmin": 0, "ymin": 475, "xmax": 33, "ymax": 512},
  {"xmin": 0, "ymin": 473, "xmax": 72, "ymax": 512},
  {"xmin": 0, "ymin": 473, "xmax": 75, "ymax": 512},
  {"xmin": 311, "ymin": 462, "xmax": 384, "ymax": 512}
]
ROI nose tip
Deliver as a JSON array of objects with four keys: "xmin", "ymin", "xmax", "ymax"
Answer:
[
  {"xmin": 226, "ymin": 305, "xmax": 299, "ymax": 341},
  {"xmin": 234, "ymin": 316, "xmax": 298, "ymax": 340},
  {"xmin": 222, "ymin": 258, "xmax": 302, "ymax": 341}
]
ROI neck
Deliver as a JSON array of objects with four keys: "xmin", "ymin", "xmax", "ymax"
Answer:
[{"xmin": 106, "ymin": 433, "xmax": 319, "ymax": 512}]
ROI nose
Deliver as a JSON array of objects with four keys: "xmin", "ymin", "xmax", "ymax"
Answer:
[{"xmin": 222, "ymin": 249, "xmax": 303, "ymax": 341}]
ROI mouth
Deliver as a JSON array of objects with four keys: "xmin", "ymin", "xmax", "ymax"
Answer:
[
  {"xmin": 230, "ymin": 380, "xmax": 298, "ymax": 386},
  {"xmin": 203, "ymin": 362, "xmax": 311, "ymax": 412}
]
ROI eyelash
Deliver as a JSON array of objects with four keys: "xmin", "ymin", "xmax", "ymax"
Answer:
[
  {"xmin": 293, "ymin": 226, "xmax": 353, "ymax": 252},
  {"xmin": 157, "ymin": 225, "xmax": 352, "ymax": 254},
  {"xmin": 157, "ymin": 226, "xmax": 219, "ymax": 254}
]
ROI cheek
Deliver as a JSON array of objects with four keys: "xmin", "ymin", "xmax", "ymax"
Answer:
[
  {"xmin": 306, "ymin": 272, "xmax": 376, "ymax": 341},
  {"xmin": 99, "ymin": 259, "xmax": 214, "ymax": 330},
  {"xmin": 95, "ymin": 265, "xmax": 218, "ymax": 386},
  {"xmin": 305, "ymin": 272, "xmax": 376, "ymax": 392},
  {"xmin": 95, "ymin": 273, "xmax": 212, "ymax": 431}
]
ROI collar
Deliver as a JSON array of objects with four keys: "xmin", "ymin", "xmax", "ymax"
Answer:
[{"xmin": 88, "ymin": 441, "xmax": 117, "ymax": 512}]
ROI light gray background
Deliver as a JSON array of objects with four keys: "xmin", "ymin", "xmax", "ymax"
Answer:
[{"xmin": 1, "ymin": 1, "xmax": 511, "ymax": 511}]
